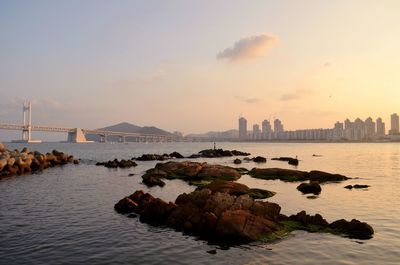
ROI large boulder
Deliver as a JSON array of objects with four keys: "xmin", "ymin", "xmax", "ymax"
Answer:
[
  {"xmin": 198, "ymin": 164, "xmax": 241, "ymax": 181},
  {"xmin": 201, "ymin": 180, "xmax": 250, "ymax": 196},
  {"xmin": 297, "ymin": 182, "xmax": 322, "ymax": 195},
  {"xmin": 253, "ymin": 156, "xmax": 267, "ymax": 163},
  {"xmin": 249, "ymin": 168, "xmax": 308, "ymax": 181},
  {"xmin": 307, "ymin": 170, "xmax": 349, "ymax": 182},
  {"xmin": 329, "ymin": 219, "xmax": 374, "ymax": 239}
]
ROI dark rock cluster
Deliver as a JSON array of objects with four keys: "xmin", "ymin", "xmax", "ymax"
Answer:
[
  {"xmin": 189, "ymin": 149, "xmax": 250, "ymax": 158},
  {"xmin": 96, "ymin": 159, "xmax": 137, "ymax": 168},
  {"xmin": 115, "ymin": 182, "xmax": 374, "ymax": 242},
  {"xmin": 271, "ymin": 157, "xmax": 299, "ymax": 166},
  {"xmin": 249, "ymin": 168, "xmax": 350, "ymax": 183},
  {"xmin": 344, "ymin": 184, "xmax": 370, "ymax": 189},
  {"xmin": 297, "ymin": 182, "xmax": 322, "ymax": 195},
  {"xmin": 135, "ymin": 152, "xmax": 184, "ymax": 161}
]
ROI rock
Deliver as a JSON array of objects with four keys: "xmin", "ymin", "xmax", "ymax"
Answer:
[
  {"xmin": 271, "ymin": 157, "xmax": 299, "ymax": 166},
  {"xmin": 114, "ymin": 197, "xmax": 138, "ymax": 213},
  {"xmin": 169, "ymin": 152, "xmax": 184, "ymax": 159},
  {"xmin": 249, "ymin": 168, "xmax": 308, "ymax": 182},
  {"xmin": 297, "ymin": 182, "xmax": 322, "ymax": 195},
  {"xmin": 128, "ymin": 173, "xmax": 135, "ymax": 176},
  {"xmin": 97, "ymin": 159, "xmax": 137, "ymax": 168},
  {"xmin": 136, "ymin": 154, "xmax": 171, "ymax": 161},
  {"xmin": 231, "ymin": 150, "xmax": 251, "ymax": 156},
  {"xmin": 329, "ymin": 219, "xmax": 374, "ymax": 239},
  {"xmin": 215, "ymin": 209, "xmax": 279, "ymax": 241},
  {"xmin": 201, "ymin": 180, "xmax": 250, "ymax": 196},
  {"xmin": 233, "ymin": 158, "xmax": 242, "ymax": 164},
  {"xmin": 345, "ymin": 184, "xmax": 370, "ymax": 189},
  {"xmin": 73, "ymin": 159, "xmax": 79, "ymax": 165},
  {"xmin": 253, "ymin": 156, "xmax": 267, "ymax": 163},
  {"xmin": 142, "ymin": 172, "xmax": 166, "ymax": 187},
  {"xmin": 307, "ymin": 170, "xmax": 349, "ymax": 182},
  {"xmin": 289, "ymin": 211, "xmax": 329, "ymax": 227},
  {"xmin": 0, "ymin": 142, "xmax": 5, "ymax": 152},
  {"xmin": 116, "ymin": 187, "xmax": 373, "ymax": 243},
  {"xmin": 198, "ymin": 164, "xmax": 241, "ymax": 181},
  {"xmin": 190, "ymin": 149, "xmax": 250, "ymax": 158},
  {"xmin": 207, "ymin": 249, "xmax": 217, "ymax": 255},
  {"xmin": 249, "ymin": 168, "xmax": 350, "ymax": 183}
]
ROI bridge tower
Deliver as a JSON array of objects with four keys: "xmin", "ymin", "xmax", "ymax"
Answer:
[{"xmin": 22, "ymin": 101, "xmax": 32, "ymax": 142}]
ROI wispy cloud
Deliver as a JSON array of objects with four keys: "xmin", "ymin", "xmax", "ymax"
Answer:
[
  {"xmin": 217, "ymin": 33, "xmax": 279, "ymax": 62},
  {"xmin": 236, "ymin": 96, "xmax": 262, "ymax": 104},
  {"xmin": 280, "ymin": 88, "xmax": 314, "ymax": 101}
]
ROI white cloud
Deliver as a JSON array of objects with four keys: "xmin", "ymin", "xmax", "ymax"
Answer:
[{"xmin": 217, "ymin": 33, "xmax": 279, "ymax": 62}]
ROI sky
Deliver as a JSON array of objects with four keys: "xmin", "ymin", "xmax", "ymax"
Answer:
[{"xmin": 1, "ymin": 0, "xmax": 400, "ymax": 140}]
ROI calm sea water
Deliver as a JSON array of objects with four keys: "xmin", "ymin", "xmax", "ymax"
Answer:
[{"xmin": 0, "ymin": 142, "xmax": 399, "ymax": 265}]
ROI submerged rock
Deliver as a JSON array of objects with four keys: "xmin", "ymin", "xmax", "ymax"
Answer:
[
  {"xmin": 249, "ymin": 168, "xmax": 350, "ymax": 183},
  {"xmin": 344, "ymin": 184, "xmax": 370, "ymax": 189},
  {"xmin": 252, "ymin": 156, "xmax": 267, "ymax": 163},
  {"xmin": 96, "ymin": 159, "xmax": 137, "ymax": 168},
  {"xmin": 233, "ymin": 158, "xmax": 242, "ymax": 164},
  {"xmin": 297, "ymin": 182, "xmax": 322, "ymax": 195},
  {"xmin": 136, "ymin": 154, "xmax": 171, "ymax": 161},
  {"xmin": 189, "ymin": 149, "xmax": 250, "ymax": 159},
  {"xmin": 271, "ymin": 157, "xmax": 299, "ymax": 166}
]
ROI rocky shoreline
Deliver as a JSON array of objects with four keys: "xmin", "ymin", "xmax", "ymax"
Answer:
[
  {"xmin": 115, "ymin": 180, "xmax": 374, "ymax": 243},
  {"xmin": 0, "ymin": 142, "xmax": 76, "ymax": 178}
]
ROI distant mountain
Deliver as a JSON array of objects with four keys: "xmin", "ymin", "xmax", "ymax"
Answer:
[
  {"xmin": 185, "ymin": 129, "xmax": 238, "ymax": 139},
  {"xmin": 85, "ymin": 122, "xmax": 174, "ymax": 142}
]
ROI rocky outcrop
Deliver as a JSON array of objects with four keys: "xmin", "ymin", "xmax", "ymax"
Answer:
[
  {"xmin": 249, "ymin": 168, "xmax": 350, "ymax": 183},
  {"xmin": 297, "ymin": 182, "xmax": 322, "ymax": 195},
  {"xmin": 115, "ymin": 187, "xmax": 282, "ymax": 242},
  {"xmin": 344, "ymin": 184, "xmax": 370, "ymax": 189},
  {"xmin": 96, "ymin": 159, "xmax": 137, "ymax": 168},
  {"xmin": 252, "ymin": 156, "xmax": 267, "ymax": 163},
  {"xmin": 115, "ymin": 187, "xmax": 374, "ymax": 242},
  {"xmin": 136, "ymin": 154, "xmax": 171, "ymax": 161},
  {"xmin": 197, "ymin": 180, "xmax": 275, "ymax": 199},
  {"xmin": 0, "ymin": 143, "xmax": 74, "ymax": 178},
  {"xmin": 189, "ymin": 149, "xmax": 250, "ymax": 159},
  {"xmin": 169, "ymin": 152, "xmax": 184, "ymax": 159},
  {"xmin": 271, "ymin": 157, "xmax": 299, "ymax": 166},
  {"xmin": 141, "ymin": 161, "xmax": 242, "ymax": 187},
  {"xmin": 233, "ymin": 158, "xmax": 242, "ymax": 164}
]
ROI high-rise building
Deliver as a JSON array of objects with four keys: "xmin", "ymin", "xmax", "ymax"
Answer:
[
  {"xmin": 376, "ymin": 118, "xmax": 385, "ymax": 136},
  {"xmin": 261, "ymin": 119, "xmax": 272, "ymax": 140},
  {"xmin": 274, "ymin": 119, "xmax": 284, "ymax": 133},
  {"xmin": 333, "ymin": 121, "xmax": 344, "ymax": 140},
  {"xmin": 252, "ymin": 124, "xmax": 261, "ymax": 140},
  {"xmin": 238, "ymin": 117, "xmax": 247, "ymax": 140},
  {"xmin": 390, "ymin": 113, "xmax": 399, "ymax": 135},
  {"xmin": 364, "ymin": 117, "xmax": 375, "ymax": 139}
]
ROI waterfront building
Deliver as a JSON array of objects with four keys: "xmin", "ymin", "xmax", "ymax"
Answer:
[
  {"xmin": 364, "ymin": 117, "xmax": 375, "ymax": 139},
  {"xmin": 376, "ymin": 118, "xmax": 385, "ymax": 136},
  {"xmin": 389, "ymin": 113, "xmax": 399, "ymax": 135},
  {"xmin": 238, "ymin": 117, "xmax": 247, "ymax": 140}
]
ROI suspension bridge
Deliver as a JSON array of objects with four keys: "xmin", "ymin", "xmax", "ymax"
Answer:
[{"xmin": 0, "ymin": 101, "xmax": 177, "ymax": 143}]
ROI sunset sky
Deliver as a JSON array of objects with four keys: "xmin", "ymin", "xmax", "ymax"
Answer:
[{"xmin": 1, "ymin": 0, "xmax": 400, "ymax": 139}]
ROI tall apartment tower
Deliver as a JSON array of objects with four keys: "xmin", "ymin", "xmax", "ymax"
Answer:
[
  {"xmin": 274, "ymin": 119, "xmax": 284, "ymax": 133},
  {"xmin": 390, "ymin": 113, "xmax": 399, "ymax": 135},
  {"xmin": 238, "ymin": 117, "xmax": 248, "ymax": 140},
  {"xmin": 376, "ymin": 118, "xmax": 385, "ymax": 136}
]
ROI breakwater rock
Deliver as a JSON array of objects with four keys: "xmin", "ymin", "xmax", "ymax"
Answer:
[
  {"xmin": 115, "ymin": 182, "xmax": 374, "ymax": 242},
  {"xmin": 141, "ymin": 161, "xmax": 241, "ymax": 187},
  {"xmin": 271, "ymin": 157, "xmax": 299, "ymax": 166},
  {"xmin": 249, "ymin": 168, "xmax": 349, "ymax": 183},
  {"xmin": 0, "ymin": 143, "xmax": 74, "ymax": 178},
  {"xmin": 96, "ymin": 159, "xmax": 137, "ymax": 168},
  {"xmin": 189, "ymin": 149, "xmax": 250, "ymax": 158}
]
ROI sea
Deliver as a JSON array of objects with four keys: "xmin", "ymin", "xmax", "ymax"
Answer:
[{"xmin": 0, "ymin": 142, "xmax": 399, "ymax": 265}]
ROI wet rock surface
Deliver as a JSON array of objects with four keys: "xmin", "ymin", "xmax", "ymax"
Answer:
[
  {"xmin": 96, "ymin": 159, "xmax": 137, "ymax": 168},
  {"xmin": 115, "ymin": 183, "xmax": 374, "ymax": 242},
  {"xmin": 0, "ymin": 143, "xmax": 74, "ymax": 178},
  {"xmin": 189, "ymin": 149, "xmax": 250, "ymax": 158},
  {"xmin": 271, "ymin": 157, "xmax": 299, "ymax": 166},
  {"xmin": 141, "ymin": 161, "xmax": 242, "ymax": 187},
  {"xmin": 344, "ymin": 184, "xmax": 370, "ymax": 189},
  {"xmin": 297, "ymin": 182, "xmax": 322, "ymax": 195},
  {"xmin": 249, "ymin": 168, "xmax": 349, "ymax": 183},
  {"xmin": 252, "ymin": 156, "xmax": 267, "ymax": 163}
]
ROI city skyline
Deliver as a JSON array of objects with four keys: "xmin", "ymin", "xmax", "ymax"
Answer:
[{"xmin": 238, "ymin": 113, "xmax": 400, "ymax": 141}]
